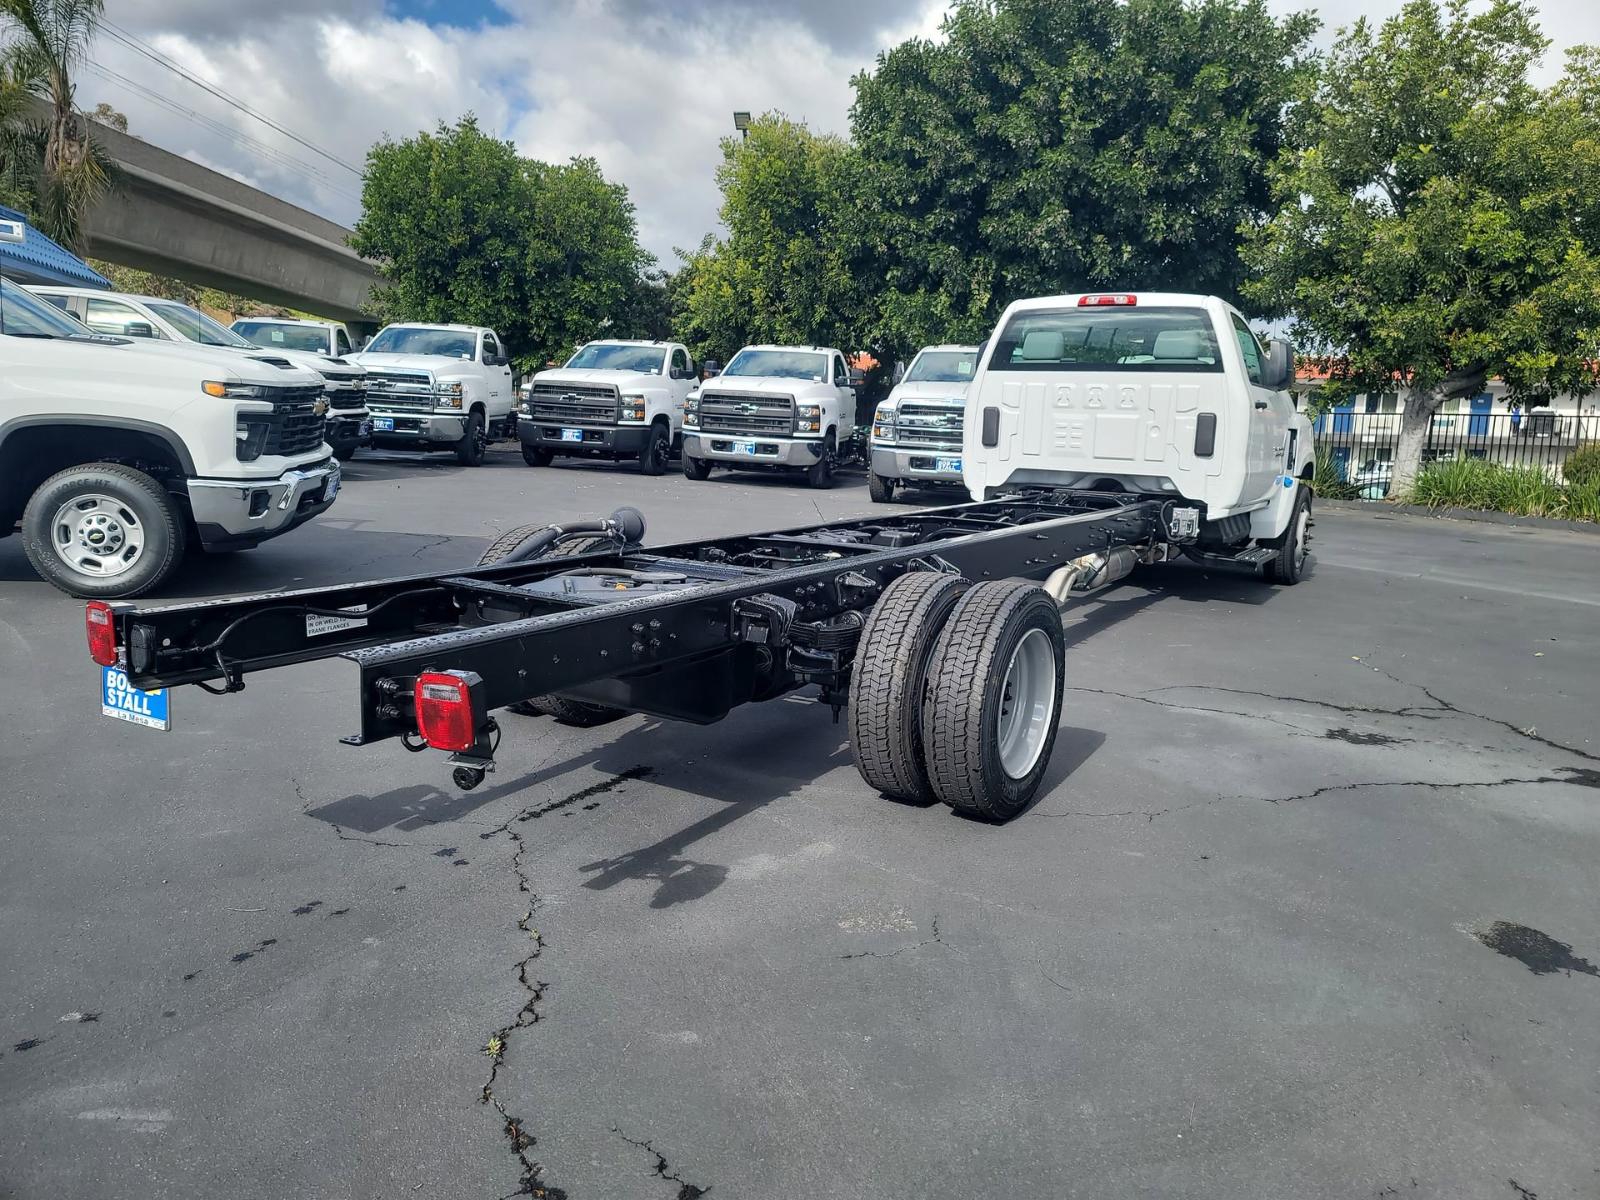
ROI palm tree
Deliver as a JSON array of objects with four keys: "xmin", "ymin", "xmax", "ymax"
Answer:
[{"xmin": 0, "ymin": 0, "xmax": 112, "ymax": 252}]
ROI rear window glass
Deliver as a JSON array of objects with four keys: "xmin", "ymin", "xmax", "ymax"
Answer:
[{"xmin": 988, "ymin": 306, "xmax": 1222, "ymax": 373}]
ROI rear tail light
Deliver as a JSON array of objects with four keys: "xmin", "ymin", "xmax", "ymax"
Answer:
[
  {"xmin": 414, "ymin": 670, "xmax": 485, "ymax": 752},
  {"xmin": 86, "ymin": 601, "xmax": 118, "ymax": 666},
  {"xmin": 1078, "ymin": 294, "xmax": 1137, "ymax": 306}
]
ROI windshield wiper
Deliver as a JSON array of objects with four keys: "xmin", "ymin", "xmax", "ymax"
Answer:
[{"xmin": 4, "ymin": 330, "xmax": 59, "ymax": 339}]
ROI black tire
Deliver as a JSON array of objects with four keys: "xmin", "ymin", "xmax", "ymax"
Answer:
[
  {"xmin": 868, "ymin": 471, "xmax": 895, "ymax": 503},
  {"xmin": 848, "ymin": 572, "xmax": 970, "ymax": 803},
  {"xmin": 639, "ymin": 421, "xmax": 670, "ymax": 476},
  {"xmin": 922, "ymin": 581, "xmax": 1066, "ymax": 822},
  {"xmin": 528, "ymin": 694, "xmax": 627, "ymax": 727},
  {"xmin": 478, "ymin": 530, "xmax": 610, "ymax": 568},
  {"xmin": 21, "ymin": 463, "xmax": 186, "ymax": 599},
  {"xmin": 806, "ymin": 433, "xmax": 837, "ymax": 489},
  {"xmin": 455, "ymin": 410, "xmax": 487, "ymax": 466},
  {"xmin": 682, "ymin": 453, "xmax": 713, "ymax": 481},
  {"xmin": 332, "ymin": 442, "xmax": 358, "ymax": 462},
  {"xmin": 1266, "ymin": 486, "xmax": 1311, "ymax": 585},
  {"xmin": 521, "ymin": 443, "xmax": 553, "ymax": 467}
]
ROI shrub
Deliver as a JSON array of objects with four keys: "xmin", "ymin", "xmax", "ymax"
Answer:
[
  {"xmin": 1407, "ymin": 458, "xmax": 1593, "ymax": 521},
  {"xmin": 1310, "ymin": 445, "xmax": 1359, "ymax": 500},
  {"xmin": 1563, "ymin": 443, "xmax": 1600, "ymax": 489}
]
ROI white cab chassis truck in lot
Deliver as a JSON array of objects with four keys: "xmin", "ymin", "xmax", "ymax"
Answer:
[
  {"xmin": 1, "ymin": 279, "xmax": 339, "ymax": 598},
  {"xmin": 681, "ymin": 345, "xmax": 858, "ymax": 488},
  {"xmin": 868, "ymin": 344, "xmax": 980, "ymax": 502},
  {"xmin": 96, "ymin": 293, "xmax": 1312, "ymax": 825},
  {"xmin": 517, "ymin": 340, "xmax": 697, "ymax": 474},
  {"xmin": 352, "ymin": 324, "xmax": 515, "ymax": 466}
]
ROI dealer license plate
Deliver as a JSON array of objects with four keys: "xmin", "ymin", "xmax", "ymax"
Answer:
[
  {"xmin": 734, "ymin": 441, "xmax": 758, "ymax": 455},
  {"xmin": 100, "ymin": 666, "xmax": 170, "ymax": 731},
  {"xmin": 372, "ymin": 417, "xmax": 395, "ymax": 432},
  {"xmin": 561, "ymin": 428, "xmax": 584, "ymax": 443},
  {"xmin": 936, "ymin": 456, "xmax": 962, "ymax": 473}
]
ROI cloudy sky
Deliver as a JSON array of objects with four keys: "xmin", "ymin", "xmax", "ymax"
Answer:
[{"xmin": 83, "ymin": 0, "xmax": 1600, "ymax": 266}]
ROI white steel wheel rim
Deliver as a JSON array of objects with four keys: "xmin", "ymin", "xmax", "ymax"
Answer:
[
  {"xmin": 996, "ymin": 627, "xmax": 1056, "ymax": 779},
  {"xmin": 1293, "ymin": 507, "xmax": 1310, "ymax": 570},
  {"xmin": 51, "ymin": 493, "xmax": 146, "ymax": 578}
]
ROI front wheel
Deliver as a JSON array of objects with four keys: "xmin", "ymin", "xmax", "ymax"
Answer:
[
  {"xmin": 682, "ymin": 453, "xmax": 713, "ymax": 481},
  {"xmin": 332, "ymin": 442, "xmax": 358, "ymax": 463},
  {"xmin": 455, "ymin": 411, "xmax": 487, "ymax": 467},
  {"xmin": 1267, "ymin": 486, "xmax": 1311, "ymax": 585},
  {"xmin": 639, "ymin": 422, "xmax": 670, "ymax": 476},
  {"xmin": 21, "ymin": 463, "xmax": 186, "ymax": 599},
  {"xmin": 868, "ymin": 471, "xmax": 895, "ymax": 503},
  {"xmin": 806, "ymin": 435, "xmax": 836, "ymax": 489},
  {"xmin": 522, "ymin": 443, "xmax": 554, "ymax": 467}
]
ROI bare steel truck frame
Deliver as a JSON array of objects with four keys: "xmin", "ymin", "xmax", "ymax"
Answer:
[{"xmin": 81, "ymin": 293, "xmax": 1314, "ymax": 822}]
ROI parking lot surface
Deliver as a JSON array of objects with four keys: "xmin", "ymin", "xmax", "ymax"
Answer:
[{"xmin": 2, "ymin": 447, "xmax": 1597, "ymax": 1200}]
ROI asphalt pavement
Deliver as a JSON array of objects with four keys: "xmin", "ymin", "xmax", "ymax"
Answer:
[{"xmin": 2, "ymin": 446, "xmax": 1597, "ymax": 1200}]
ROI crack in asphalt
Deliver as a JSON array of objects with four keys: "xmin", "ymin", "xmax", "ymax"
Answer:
[
  {"xmin": 477, "ymin": 766, "xmax": 655, "ymax": 1200},
  {"xmin": 612, "ymin": 1127, "xmax": 710, "ymax": 1198},
  {"xmin": 840, "ymin": 914, "xmax": 944, "ymax": 961}
]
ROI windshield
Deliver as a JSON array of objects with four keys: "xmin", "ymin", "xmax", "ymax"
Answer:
[
  {"xmin": 147, "ymin": 301, "xmax": 254, "ymax": 348},
  {"xmin": 234, "ymin": 321, "xmax": 330, "ymax": 354},
  {"xmin": 366, "ymin": 326, "xmax": 476, "ymax": 359},
  {"xmin": 906, "ymin": 350, "xmax": 978, "ymax": 383},
  {"xmin": 722, "ymin": 349, "xmax": 828, "ymax": 382},
  {"xmin": 989, "ymin": 306, "xmax": 1223, "ymax": 373},
  {"xmin": 563, "ymin": 343, "xmax": 666, "ymax": 373},
  {"xmin": 2, "ymin": 280, "xmax": 96, "ymax": 338}
]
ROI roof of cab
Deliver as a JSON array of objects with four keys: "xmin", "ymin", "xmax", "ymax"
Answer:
[
  {"xmin": 1002, "ymin": 292, "xmax": 1223, "ymax": 313},
  {"xmin": 234, "ymin": 316, "xmax": 339, "ymax": 328}
]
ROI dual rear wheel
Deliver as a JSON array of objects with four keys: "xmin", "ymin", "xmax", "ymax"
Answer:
[{"xmin": 849, "ymin": 573, "xmax": 1065, "ymax": 822}]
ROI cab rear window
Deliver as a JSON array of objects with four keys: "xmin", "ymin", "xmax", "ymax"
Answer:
[{"xmin": 988, "ymin": 306, "xmax": 1223, "ymax": 373}]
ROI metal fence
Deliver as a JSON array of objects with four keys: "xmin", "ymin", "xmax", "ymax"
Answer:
[{"xmin": 1309, "ymin": 409, "xmax": 1600, "ymax": 498}]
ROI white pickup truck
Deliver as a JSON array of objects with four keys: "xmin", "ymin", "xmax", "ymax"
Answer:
[
  {"xmin": 1, "ymin": 278, "xmax": 339, "ymax": 598},
  {"xmin": 964, "ymin": 291, "xmax": 1315, "ymax": 581},
  {"xmin": 25, "ymin": 286, "xmax": 372, "ymax": 463},
  {"xmin": 681, "ymin": 344, "xmax": 858, "ymax": 488},
  {"xmin": 352, "ymin": 323, "xmax": 515, "ymax": 466},
  {"xmin": 868, "ymin": 344, "xmax": 979, "ymax": 503},
  {"xmin": 518, "ymin": 340, "xmax": 697, "ymax": 474},
  {"xmin": 230, "ymin": 317, "xmax": 372, "ymax": 460}
]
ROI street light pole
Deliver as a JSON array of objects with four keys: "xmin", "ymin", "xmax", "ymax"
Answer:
[{"xmin": 732, "ymin": 111, "xmax": 751, "ymax": 140}]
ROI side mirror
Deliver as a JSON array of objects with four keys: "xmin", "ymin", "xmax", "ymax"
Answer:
[
  {"xmin": 1262, "ymin": 339, "xmax": 1294, "ymax": 390},
  {"xmin": 124, "ymin": 321, "xmax": 156, "ymax": 339}
]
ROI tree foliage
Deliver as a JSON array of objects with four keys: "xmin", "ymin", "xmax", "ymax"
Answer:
[
  {"xmin": 848, "ymin": 0, "xmax": 1318, "ymax": 357},
  {"xmin": 1243, "ymin": 0, "xmax": 1600, "ymax": 489},
  {"xmin": 353, "ymin": 115, "xmax": 652, "ymax": 367},
  {"xmin": 674, "ymin": 115, "xmax": 871, "ymax": 362}
]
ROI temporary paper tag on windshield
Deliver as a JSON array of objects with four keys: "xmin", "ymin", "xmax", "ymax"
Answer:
[
  {"xmin": 306, "ymin": 605, "xmax": 369, "ymax": 637},
  {"xmin": 101, "ymin": 666, "xmax": 170, "ymax": 731}
]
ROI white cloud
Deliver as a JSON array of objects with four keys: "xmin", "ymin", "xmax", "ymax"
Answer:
[{"xmin": 76, "ymin": 0, "xmax": 1600, "ymax": 270}]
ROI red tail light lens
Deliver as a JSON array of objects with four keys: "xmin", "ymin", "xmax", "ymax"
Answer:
[
  {"xmin": 1078, "ymin": 293, "xmax": 1137, "ymax": 306},
  {"xmin": 414, "ymin": 670, "xmax": 480, "ymax": 752},
  {"xmin": 86, "ymin": 601, "xmax": 118, "ymax": 666}
]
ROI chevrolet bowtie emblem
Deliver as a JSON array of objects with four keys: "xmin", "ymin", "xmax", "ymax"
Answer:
[
  {"xmin": 314, "ymin": 397, "xmax": 330, "ymax": 416},
  {"xmin": 739, "ymin": 403, "xmax": 758, "ymax": 414}
]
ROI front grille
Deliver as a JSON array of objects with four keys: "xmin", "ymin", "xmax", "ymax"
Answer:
[
  {"xmin": 894, "ymin": 402, "xmax": 964, "ymax": 450},
  {"xmin": 261, "ymin": 386, "xmax": 327, "ymax": 456},
  {"xmin": 366, "ymin": 369, "xmax": 435, "ymax": 411},
  {"xmin": 699, "ymin": 390, "xmax": 794, "ymax": 437},
  {"xmin": 325, "ymin": 381, "xmax": 368, "ymax": 410},
  {"xmin": 529, "ymin": 382, "xmax": 620, "ymax": 425}
]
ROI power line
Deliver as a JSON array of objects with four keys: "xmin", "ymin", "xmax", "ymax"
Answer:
[
  {"xmin": 85, "ymin": 62, "xmax": 363, "ymax": 204},
  {"xmin": 98, "ymin": 19, "xmax": 363, "ymax": 178}
]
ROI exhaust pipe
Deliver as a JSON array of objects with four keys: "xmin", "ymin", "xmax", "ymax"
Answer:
[{"xmin": 1043, "ymin": 546, "xmax": 1140, "ymax": 604}]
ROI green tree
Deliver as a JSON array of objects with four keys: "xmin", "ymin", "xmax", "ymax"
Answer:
[
  {"xmin": 1244, "ymin": 0, "xmax": 1600, "ymax": 493},
  {"xmin": 353, "ymin": 116, "xmax": 652, "ymax": 368},
  {"xmin": 850, "ymin": 0, "xmax": 1318, "ymax": 357},
  {"xmin": 674, "ymin": 114, "xmax": 871, "ymax": 363},
  {"xmin": 0, "ymin": 0, "xmax": 115, "ymax": 252}
]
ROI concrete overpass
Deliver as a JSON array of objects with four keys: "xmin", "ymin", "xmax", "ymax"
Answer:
[{"xmin": 64, "ymin": 108, "xmax": 385, "ymax": 327}]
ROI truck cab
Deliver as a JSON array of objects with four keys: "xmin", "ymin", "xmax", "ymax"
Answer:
[
  {"xmin": 867, "ymin": 344, "xmax": 979, "ymax": 503},
  {"xmin": 25, "ymin": 287, "xmax": 372, "ymax": 462},
  {"xmin": 1, "ymin": 278, "xmax": 338, "ymax": 598},
  {"xmin": 351, "ymin": 323, "xmax": 514, "ymax": 467},
  {"xmin": 681, "ymin": 344, "xmax": 857, "ymax": 489},
  {"xmin": 517, "ymin": 340, "xmax": 696, "ymax": 475}
]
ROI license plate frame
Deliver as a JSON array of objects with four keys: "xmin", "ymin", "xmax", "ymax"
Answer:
[
  {"xmin": 371, "ymin": 416, "xmax": 395, "ymax": 432},
  {"xmin": 560, "ymin": 428, "xmax": 585, "ymax": 443},
  {"xmin": 936, "ymin": 456, "xmax": 962, "ymax": 473},
  {"xmin": 733, "ymin": 441, "xmax": 758, "ymax": 456},
  {"xmin": 100, "ymin": 665, "xmax": 171, "ymax": 731}
]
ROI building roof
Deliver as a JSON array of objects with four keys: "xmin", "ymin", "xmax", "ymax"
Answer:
[{"xmin": 0, "ymin": 207, "xmax": 110, "ymax": 289}]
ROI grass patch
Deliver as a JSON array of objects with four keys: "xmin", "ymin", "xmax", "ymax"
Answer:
[{"xmin": 1405, "ymin": 458, "xmax": 1599, "ymax": 522}]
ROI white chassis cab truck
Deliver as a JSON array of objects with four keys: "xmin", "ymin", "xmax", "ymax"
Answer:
[
  {"xmin": 868, "ymin": 344, "xmax": 980, "ymax": 503},
  {"xmin": 963, "ymin": 291, "xmax": 1313, "ymax": 576},
  {"xmin": 351, "ymin": 324, "xmax": 515, "ymax": 466},
  {"xmin": 230, "ymin": 317, "xmax": 372, "ymax": 460},
  {"xmin": 92, "ymin": 292, "xmax": 1314, "ymax": 824},
  {"xmin": 681, "ymin": 345, "xmax": 858, "ymax": 488},
  {"xmin": 1, "ymin": 279, "xmax": 338, "ymax": 598},
  {"xmin": 517, "ymin": 340, "xmax": 696, "ymax": 475},
  {"xmin": 25, "ymin": 287, "xmax": 372, "ymax": 463}
]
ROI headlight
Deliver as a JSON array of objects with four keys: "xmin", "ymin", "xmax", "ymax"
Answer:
[
  {"xmin": 518, "ymin": 400, "xmax": 532, "ymax": 416},
  {"xmin": 684, "ymin": 397, "xmax": 699, "ymax": 429},
  {"xmin": 204, "ymin": 380, "xmax": 270, "ymax": 399},
  {"xmin": 873, "ymin": 408, "xmax": 896, "ymax": 442},
  {"xmin": 796, "ymin": 402, "xmax": 822, "ymax": 434},
  {"xmin": 235, "ymin": 417, "xmax": 272, "ymax": 461},
  {"xmin": 620, "ymin": 393, "xmax": 646, "ymax": 422},
  {"xmin": 434, "ymin": 380, "xmax": 464, "ymax": 409}
]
